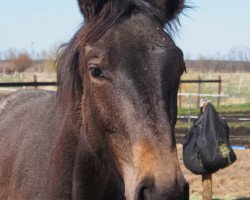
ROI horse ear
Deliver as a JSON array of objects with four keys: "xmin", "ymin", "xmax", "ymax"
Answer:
[
  {"xmin": 77, "ymin": 0, "xmax": 108, "ymax": 22},
  {"xmin": 149, "ymin": 0, "xmax": 185, "ymax": 20}
]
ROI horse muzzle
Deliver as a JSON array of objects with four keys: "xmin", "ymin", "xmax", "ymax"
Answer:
[{"xmin": 134, "ymin": 177, "xmax": 189, "ymax": 200}]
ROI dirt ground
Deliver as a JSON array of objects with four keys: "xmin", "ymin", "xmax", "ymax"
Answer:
[{"xmin": 177, "ymin": 144, "xmax": 250, "ymax": 200}]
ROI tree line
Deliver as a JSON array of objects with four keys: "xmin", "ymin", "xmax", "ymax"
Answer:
[{"xmin": 0, "ymin": 46, "xmax": 249, "ymax": 74}]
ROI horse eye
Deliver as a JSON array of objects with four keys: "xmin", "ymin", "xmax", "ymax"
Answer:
[{"xmin": 89, "ymin": 66, "xmax": 103, "ymax": 78}]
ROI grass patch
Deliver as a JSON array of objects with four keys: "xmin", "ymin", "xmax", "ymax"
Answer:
[
  {"xmin": 178, "ymin": 103, "xmax": 250, "ymax": 117},
  {"xmin": 227, "ymin": 122, "xmax": 250, "ymax": 129},
  {"xmin": 0, "ymin": 73, "xmax": 56, "ymax": 83},
  {"xmin": 179, "ymin": 72, "xmax": 250, "ymax": 108},
  {"xmin": 216, "ymin": 103, "xmax": 250, "ymax": 114},
  {"xmin": 176, "ymin": 120, "xmax": 250, "ymax": 129}
]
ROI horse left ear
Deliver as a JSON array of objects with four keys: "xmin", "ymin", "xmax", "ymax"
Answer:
[
  {"xmin": 149, "ymin": 0, "xmax": 185, "ymax": 20},
  {"xmin": 77, "ymin": 0, "xmax": 108, "ymax": 22}
]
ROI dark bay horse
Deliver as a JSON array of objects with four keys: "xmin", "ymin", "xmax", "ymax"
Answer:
[{"xmin": 0, "ymin": 0, "xmax": 189, "ymax": 199}]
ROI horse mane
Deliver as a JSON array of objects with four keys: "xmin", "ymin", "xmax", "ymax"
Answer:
[{"xmin": 56, "ymin": 0, "xmax": 187, "ymax": 105}]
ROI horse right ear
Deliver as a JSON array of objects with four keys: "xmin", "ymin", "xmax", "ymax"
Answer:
[
  {"xmin": 147, "ymin": 0, "xmax": 185, "ymax": 21},
  {"xmin": 77, "ymin": 0, "xmax": 108, "ymax": 22}
]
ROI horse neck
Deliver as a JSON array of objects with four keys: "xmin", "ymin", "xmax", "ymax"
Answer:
[
  {"xmin": 45, "ymin": 101, "xmax": 82, "ymax": 199},
  {"xmin": 48, "ymin": 98, "xmax": 124, "ymax": 199},
  {"xmin": 71, "ymin": 142, "xmax": 125, "ymax": 200}
]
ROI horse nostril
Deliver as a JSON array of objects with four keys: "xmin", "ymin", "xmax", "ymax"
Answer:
[
  {"xmin": 176, "ymin": 180, "xmax": 189, "ymax": 200},
  {"xmin": 135, "ymin": 178, "xmax": 189, "ymax": 200},
  {"xmin": 182, "ymin": 181, "xmax": 189, "ymax": 200},
  {"xmin": 135, "ymin": 178, "xmax": 154, "ymax": 200}
]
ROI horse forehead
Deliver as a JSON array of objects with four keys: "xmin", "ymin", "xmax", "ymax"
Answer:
[
  {"xmin": 88, "ymin": 27, "xmax": 173, "ymax": 65},
  {"xmin": 108, "ymin": 25, "xmax": 173, "ymax": 52},
  {"xmin": 84, "ymin": 15, "xmax": 178, "ymax": 72},
  {"xmin": 89, "ymin": 14, "xmax": 174, "ymax": 54}
]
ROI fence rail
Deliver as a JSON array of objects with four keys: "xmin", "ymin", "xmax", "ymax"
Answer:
[
  {"xmin": 0, "ymin": 82, "xmax": 57, "ymax": 87},
  {"xmin": 0, "ymin": 79, "xmax": 221, "ymax": 87},
  {"xmin": 0, "ymin": 78, "xmax": 222, "ymax": 108},
  {"xmin": 180, "ymin": 79, "xmax": 221, "ymax": 83},
  {"xmin": 177, "ymin": 115, "xmax": 250, "ymax": 122}
]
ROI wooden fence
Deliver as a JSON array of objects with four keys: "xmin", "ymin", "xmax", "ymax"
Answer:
[
  {"xmin": 179, "ymin": 76, "xmax": 222, "ymax": 108},
  {"xmin": 0, "ymin": 81, "xmax": 57, "ymax": 88},
  {"xmin": 0, "ymin": 75, "xmax": 57, "ymax": 88},
  {"xmin": 0, "ymin": 76, "xmax": 222, "ymax": 108}
]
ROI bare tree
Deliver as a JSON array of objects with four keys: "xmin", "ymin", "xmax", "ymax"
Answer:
[
  {"xmin": 197, "ymin": 55, "xmax": 211, "ymax": 73},
  {"xmin": 41, "ymin": 44, "xmax": 60, "ymax": 72},
  {"xmin": 4, "ymin": 49, "xmax": 18, "ymax": 60},
  {"xmin": 228, "ymin": 46, "xmax": 250, "ymax": 72},
  {"xmin": 12, "ymin": 53, "xmax": 33, "ymax": 72}
]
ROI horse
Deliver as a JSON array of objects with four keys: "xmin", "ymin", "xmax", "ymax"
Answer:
[{"xmin": 0, "ymin": 0, "xmax": 189, "ymax": 199}]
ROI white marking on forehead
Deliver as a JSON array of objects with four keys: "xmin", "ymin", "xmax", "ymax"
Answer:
[
  {"xmin": 84, "ymin": 45, "xmax": 93, "ymax": 54},
  {"xmin": 152, "ymin": 45, "xmax": 166, "ymax": 54}
]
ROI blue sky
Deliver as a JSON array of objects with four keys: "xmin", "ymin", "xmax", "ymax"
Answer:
[{"xmin": 0, "ymin": 0, "xmax": 249, "ymax": 60}]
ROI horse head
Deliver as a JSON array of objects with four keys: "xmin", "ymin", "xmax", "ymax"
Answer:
[{"xmin": 58, "ymin": 0, "xmax": 188, "ymax": 199}]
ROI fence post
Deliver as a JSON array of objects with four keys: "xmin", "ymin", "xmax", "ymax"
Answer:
[
  {"xmin": 217, "ymin": 76, "xmax": 221, "ymax": 106},
  {"xmin": 33, "ymin": 75, "xmax": 37, "ymax": 89},
  {"xmin": 197, "ymin": 76, "xmax": 201, "ymax": 108},
  {"xmin": 201, "ymin": 100, "xmax": 213, "ymax": 200},
  {"xmin": 202, "ymin": 174, "xmax": 212, "ymax": 200}
]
